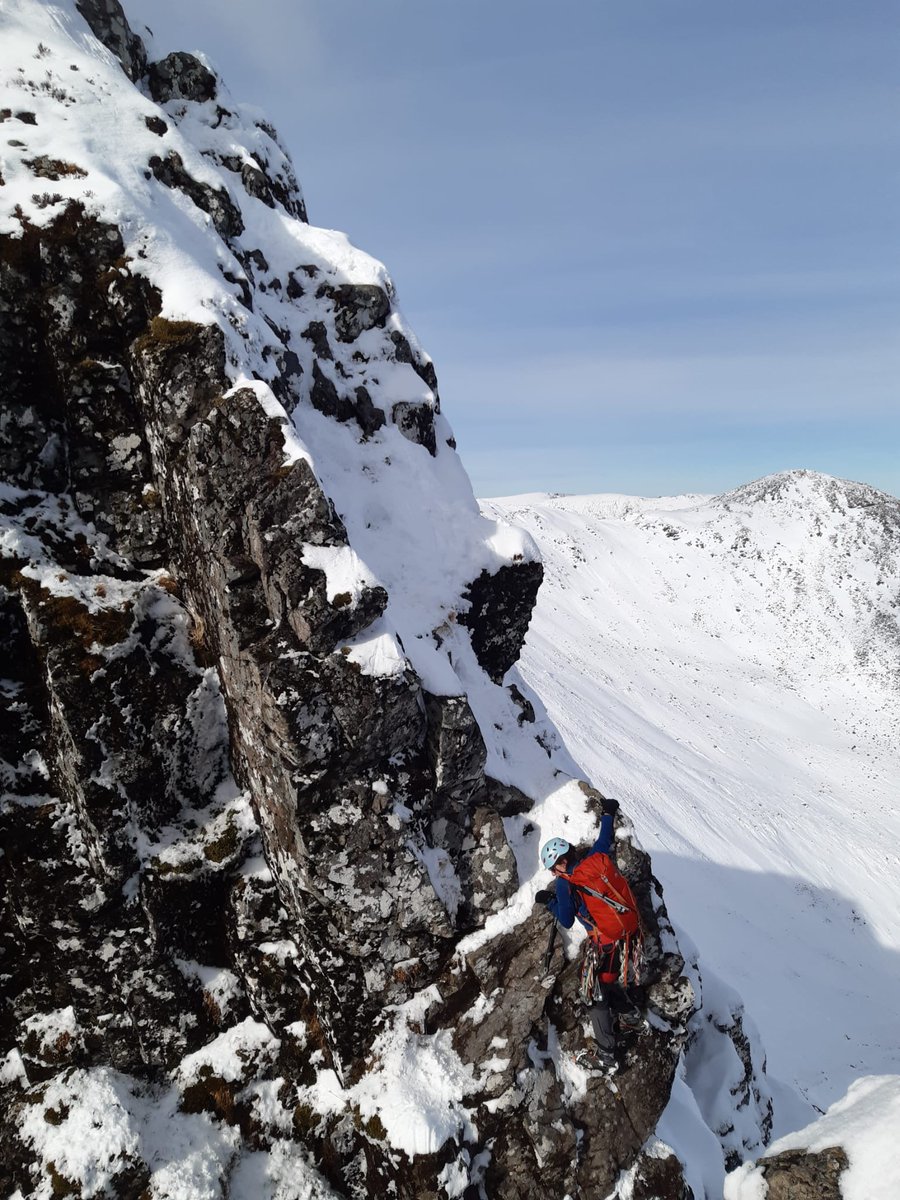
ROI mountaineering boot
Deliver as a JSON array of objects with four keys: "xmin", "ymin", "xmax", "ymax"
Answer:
[
  {"xmin": 574, "ymin": 1046, "xmax": 618, "ymax": 1075},
  {"xmin": 616, "ymin": 1006, "xmax": 645, "ymax": 1034}
]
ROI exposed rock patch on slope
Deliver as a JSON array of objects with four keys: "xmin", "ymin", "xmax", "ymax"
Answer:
[
  {"xmin": 0, "ymin": 3, "xmax": 720, "ymax": 1196},
  {"xmin": 726, "ymin": 1075, "xmax": 900, "ymax": 1200}
]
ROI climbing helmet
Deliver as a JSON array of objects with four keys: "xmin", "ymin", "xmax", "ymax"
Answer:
[{"xmin": 540, "ymin": 836, "xmax": 571, "ymax": 870}]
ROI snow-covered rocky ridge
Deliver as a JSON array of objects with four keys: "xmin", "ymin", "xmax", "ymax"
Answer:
[
  {"xmin": 488, "ymin": 470, "xmax": 900, "ymax": 1197},
  {"xmin": 0, "ymin": 2, "xmax": 763, "ymax": 1197}
]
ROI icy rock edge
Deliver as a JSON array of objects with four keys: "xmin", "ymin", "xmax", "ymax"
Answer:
[{"xmin": 0, "ymin": 2, "xmax": 765, "ymax": 1197}]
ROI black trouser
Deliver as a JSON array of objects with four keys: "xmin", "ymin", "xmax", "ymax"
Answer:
[
  {"xmin": 581, "ymin": 939, "xmax": 638, "ymax": 1052},
  {"xmin": 588, "ymin": 984, "xmax": 638, "ymax": 1052}
]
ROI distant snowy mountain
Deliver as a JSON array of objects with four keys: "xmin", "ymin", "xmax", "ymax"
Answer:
[{"xmin": 488, "ymin": 469, "xmax": 900, "ymax": 1185}]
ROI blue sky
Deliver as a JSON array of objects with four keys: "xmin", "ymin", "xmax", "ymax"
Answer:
[{"xmin": 129, "ymin": 0, "xmax": 899, "ymax": 498}]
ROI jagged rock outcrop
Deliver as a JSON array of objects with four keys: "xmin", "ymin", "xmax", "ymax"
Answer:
[
  {"xmin": 756, "ymin": 1146, "xmax": 849, "ymax": 1200},
  {"xmin": 75, "ymin": 0, "xmax": 145, "ymax": 80},
  {"xmin": 0, "ymin": 3, "xmax": 722, "ymax": 1196}
]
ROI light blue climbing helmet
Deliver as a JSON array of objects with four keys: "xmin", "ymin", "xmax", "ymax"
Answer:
[{"xmin": 540, "ymin": 836, "xmax": 570, "ymax": 870}]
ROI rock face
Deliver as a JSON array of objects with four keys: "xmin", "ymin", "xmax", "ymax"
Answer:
[
  {"xmin": 758, "ymin": 1146, "xmax": 849, "ymax": 1200},
  {"xmin": 0, "ymin": 2, "xmax": 755, "ymax": 1197}
]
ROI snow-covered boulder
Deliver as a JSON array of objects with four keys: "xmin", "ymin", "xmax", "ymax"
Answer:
[{"xmin": 725, "ymin": 1075, "xmax": 900, "ymax": 1200}]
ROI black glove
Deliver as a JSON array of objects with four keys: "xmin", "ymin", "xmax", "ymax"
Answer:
[
  {"xmin": 601, "ymin": 797, "xmax": 620, "ymax": 817},
  {"xmin": 534, "ymin": 889, "xmax": 553, "ymax": 906}
]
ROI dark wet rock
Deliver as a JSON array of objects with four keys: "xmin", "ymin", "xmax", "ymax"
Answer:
[
  {"xmin": 459, "ymin": 560, "xmax": 544, "ymax": 683},
  {"xmin": 209, "ymin": 144, "xmax": 307, "ymax": 222},
  {"xmin": 143, "ymin": 863, "xmax": 236, "ymax": 965},
  {"xmin": 24, "ymin": 156, "xmax": 87, "ymax": 180},
  {"xmin": 268, "ymin": 346, "xmax": 304, "ymax": 409},
  {"xmin": 148, "ymin": 52, "xmax": 218, "ymax": 105},
  {"xmin": 227, "ymin": 870, "xmax": 304, "ymax": 1030},
  {"xmin": 309, "ymin": 361, "xmax": 386, "ymax": 438},
  {"xmin": 631, "ymin": 1149, "xmax": 695, "ymax": 1199},
  {"xmin": 425, "ymin": 692, "xmax": 487, "ymax": 804},
  {"xmin": 485, "ymin": 776, "xmax": 535, "ymax": 816},
  {"xmin": 390, "ymin": 329, "xmax": 440, "ymax": 403},
  {"xmin": 129, "ymin": 316, "xmax": 227, "ymax": 452},
  {"xmin": 467, "ymin": 805, "xmax": 519, "ymax": 917},
  {"xmin": 75, "ymin": 0, "xmax": 146, "ymax": 81},
  {"xmin": 392, "ymin": 399, "xmax": 436, "ymax": 456},
  {"xmin": 759, "ymin": 1145, "xmax": 849, "ymax": 1200},
  {"xmin": 508, "ymin": 681, "xmax": 536, "ymax": 724},
  {"xmin": 144, "ymin": 114, "xmax": 167, "ymax": 136},
  {"xmin": 241, "ymin": 156, "xmax": 306, "ymax": 220},
  {"xmin": 1, "ymin": 109, "xmax": 38, "ymax": 125},
  {"xmin": 149, "ymin": 151, "xmax": 244, "ymax": 239},
  {"xmin": 353, "ymin": 385, "xmax": 385, "ymax": 437},
  {"xmin": 302, "ymin": 319, "xmax": 333, "ymax": 360},
  {"xmin": 329, "ymin": 283, "xmax": 391, "ymax": 343},
  {"xmin": 310, "ymin": 358, "xmax": 354, "ymax": 423},
  {"xmin": 0, "ymin": 204, "xmax": 162, "ymax": 520},
  {"xmin": 66, "ymin": 357, "xmax": 165, "ymax": 564}
]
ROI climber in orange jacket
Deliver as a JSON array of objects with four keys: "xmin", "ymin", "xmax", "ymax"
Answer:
[{"xmin": 535, "ymin": 797, "xmax": 644, "ymax": 1073}]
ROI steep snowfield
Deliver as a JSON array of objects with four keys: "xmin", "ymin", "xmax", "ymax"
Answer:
[{"xmin": 488, "ymin": 470, "xmax": 900, "ymax": 1129}]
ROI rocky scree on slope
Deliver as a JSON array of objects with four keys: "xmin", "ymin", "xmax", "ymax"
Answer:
[{"xmin": 1, "ymin": 2, "xmax": 720, "ymax": 1196}]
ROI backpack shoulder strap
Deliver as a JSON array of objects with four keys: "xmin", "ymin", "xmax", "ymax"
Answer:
[{"xmin": 559, "ymin": 869, "xmax": 634, "ymax": 916}]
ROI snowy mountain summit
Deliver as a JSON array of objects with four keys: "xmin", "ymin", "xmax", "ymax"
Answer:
[{"xmin": 0, "ymin": 2, "xmax": 747, "ymax": 1197}]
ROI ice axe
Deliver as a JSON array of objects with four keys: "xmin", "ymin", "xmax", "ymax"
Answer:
[{"xmin": 540, "ymin": 918, "xmax": 559, "ymax": 989}]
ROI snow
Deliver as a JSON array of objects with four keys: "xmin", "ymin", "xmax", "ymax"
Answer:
[
  {"xmin": 22, "ymin": 1005, "xmax": 82, "ymax": 1057},
  {"xmin": 227, "ymin": 1142, "xmax": 339, "ymax": 1200},
  {"xmin": 725, "ymin": 1075, "xmax": 900, "ymax": 1200},
  {"xmin": 176, "ymin": 1019, "xmax": 280, "ymax": 1087},
  {"xmin": 299, "ymin": 543, "xmax": 378, "ymax": 605},
  {"xmin": 656, "ymin": 1073, "xmax": 729, "ymax": 1200},
  {"xmin": 173, "ymin": 960, "xmax": 243, "ymax": 1021},
  {"xmin": 17, "ymin": 1068, "xmax": 240, "ymax": 1200},
  {"xmin": 16, "ymin": 1048, "xmax": 330, "ymax": 1198},
  {"xmin": 488, "ymin": 470, "xmax": 900, "ymax": 1145},
  {"xmin": 297, "ymin": 989, "xmax": 478, "ymax": 1159},
  {"xmin": 680, "ymin": 947, "xmax": 772, "ymax": 1167},
  {"xmin": 0, "ymin": 1048, "xmax": 28, "ymax": 1086},
  {"xmin": 135, "ymin": 782, "xmax": 255, "ymax": 874}
]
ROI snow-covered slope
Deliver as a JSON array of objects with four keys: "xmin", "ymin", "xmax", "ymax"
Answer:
[
  {"xmin": 726, "ymin": 1075, "xmax": 900, "ymax": 1200},
  {"xmin": 488, "ymin": 470, "xmax": 900, "ymax": 1127}
]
